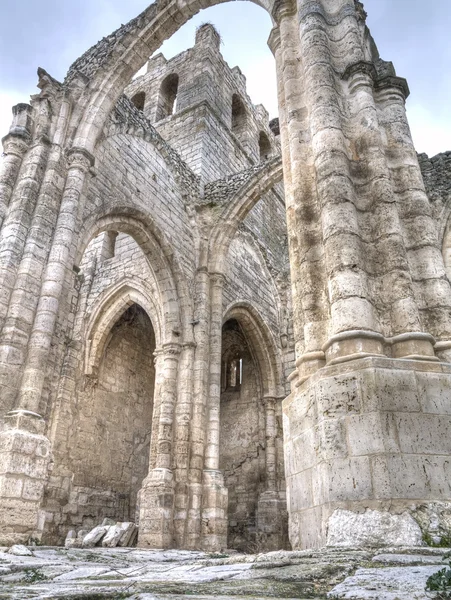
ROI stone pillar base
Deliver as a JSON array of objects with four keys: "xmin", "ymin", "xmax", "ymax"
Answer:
[
  {"xmin": 283, "ymin": 357, "xmax": 451, "ymax": 549},
  {"xmin": 201, "ymin": 469, "xmax": 228, "ymax": 551},
  {"xmin": 185, "ymin": 482, "xmax": 203, "ymax": 550},
  {"xmin": 137, "ymin": 468, "xmax": 175, "ymax": 549},
  {"xmin": 0, "ymin": 410, "xmax": 51, "ymax": 546},
  {"xmin": 257, "ymin": 490, "xmax": 289, "ymax": 551}
]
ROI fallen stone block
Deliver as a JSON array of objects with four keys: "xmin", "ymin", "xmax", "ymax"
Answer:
[
  {"xmin": 9, "ymin": 544, "xmax": 32, "ymax": 556},
  {"xmin": 118, "ymin": 522, "xmax": 138, "ymax": 547},
  {"xmin": 102, "ymin": 524, "xmax": 124, "ymax": 548},
  {"xmin": 64, "ymin": 530, "xmax": 77, "ymax": 549},
  {"xmin": 82, "ymin": 526, "xmax": 108, "ymax": 548}
]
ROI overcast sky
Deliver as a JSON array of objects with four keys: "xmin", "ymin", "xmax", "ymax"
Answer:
[{"xmin": 1, "ymin": 0, "xmax": 450, "ymax": 156}]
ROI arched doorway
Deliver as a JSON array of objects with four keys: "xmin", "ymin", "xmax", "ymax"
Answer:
[
  {"xmin": 69, "ymin": 302, "xmax": 156, "ymax": 527},
  {"xmin": 220, "ymin": 318, "xmax": 263, "ymax": 551},
  {"xmin": 220, "ymin": 316, "xmax": 287, "ymax": 551}
]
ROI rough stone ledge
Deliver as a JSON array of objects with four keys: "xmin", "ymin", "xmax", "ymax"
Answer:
[{"xmin": 0, "ymin": 546, "xmax": 448, "ymax": 599}]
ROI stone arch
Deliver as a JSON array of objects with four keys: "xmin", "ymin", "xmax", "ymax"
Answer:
[
  {"xmin": 84, "ymin": 281, "xmax": 163, "ymax": 377},
  {"xmin": 76, "ymin": 209, "xmax": 192, "ymax": 342},
  {"xmin": 69, "ymin": 299, "xmax": 157, "ymax": 526},
  {"xmin": 208, "ymin": 155, "xmax": 283, "ymax": 273},
  {"xmin": 69, "ymin": 0, "xmax": 277, "ymax": 153},
  {"xmin": 223, "ymin": 301, "xmax": 283, "ymax": 398}
]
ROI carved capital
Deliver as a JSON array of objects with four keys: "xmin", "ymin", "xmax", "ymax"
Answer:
[
  {"xmin": 1, "ymin": 133, "xmax": 31, "ymax": 157},
  {"xmin": 210, "ymin": 272, "xmax": 225, "ymax": 287},
  {"xmin": 271, "ymin": 0, "xmax": 296, "ymax": 24},
  {"xmin": 342, "ymin": 61, "xmax": 377, "ymax": 83},
  {"xmin": 262, "ymin": 396, "xmax": 277, "ymax": 409},
  {"xmin": 267, "ymin": 26, "xmax": 281, "ymax": 55},
  {"xmin": 354, "ymin": 0, "xmax": 367, "ymax": 22},
  {"xmin": 374, "ymin": 75, "xmax": 410, "ymax": 101},
  {"xmin": 65, "ymin": 147, "xmax": 95, "ymax": 172},
  {"xmin": 162, "ymin": 342, "xmax": 183, "ymax": 357}
]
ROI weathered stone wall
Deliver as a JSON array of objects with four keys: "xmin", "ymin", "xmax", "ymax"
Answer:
[{"xmin": 419, "ymin": 152, "xmax": 451, "ymax": 281}]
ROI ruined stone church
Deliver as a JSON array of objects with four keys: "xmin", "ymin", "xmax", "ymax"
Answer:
[{"xmin": 1, "ymin": 0, "xmax": 451, "ymax": 553}]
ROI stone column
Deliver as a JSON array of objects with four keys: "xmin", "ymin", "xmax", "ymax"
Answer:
[
  {"xmin": 0, "ymin": 107, "xmax": 32, "ymax": 229},
  {"xmin": 173, "ymin": 341, "xmax": 196, "ymax": 548},
  {"xmin": 0, "ymin": 101, "xmax": 50, "ymax": 336},
  {"xmin": 373, "ymin": 75, "xmax": 451, "ymax": 361},
  {"xmin": 0, "ymin": 146, "xmax": 92, "ymax": 546},
  {"xmin": 257, "ymin": 396, "xmax": 286, "ymax": 551},
  {"xmin": 202, "ymin": 272, "xmax": 228, "ymax": 552},
  {"xmin": 186, "ymin": 268, "xmax": 210, "ymax": 549},
  {"xmin": 138, "ymin": 342, "xmax": 181, "ymax": 549},
  {"xmin": 263, "ymin": 396, "xmax": 277, "ymax": 492},
  {"xmin": 281, "ymin": 0, "xmax": 451, "ymax": 551},
  {"xmin": 16, "ymin": 147, "xmax": 94, "ymax": 415},
  {"xmin": 269, "ymin": 9, "xmax": 329, "ymax": 388},
  {"xmin": 0, "ymin": 141, "xmax": 50, "ymax": 340}
]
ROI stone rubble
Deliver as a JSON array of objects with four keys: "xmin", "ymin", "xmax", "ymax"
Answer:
[{"xmin": 65, "ymin": 521, "xmax": 138, "ymax": 549}]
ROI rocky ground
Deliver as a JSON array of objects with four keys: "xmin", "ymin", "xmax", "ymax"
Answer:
[{"xmin": 0, "ymin": 545, "xmax": 447, "ymax": 599}]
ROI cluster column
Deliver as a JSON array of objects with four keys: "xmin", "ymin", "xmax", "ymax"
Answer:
[
  {"xmin": 138, "ymin": 342, "xmax": 182, "ymax": 548},
  {"xmin": 202, "ymin": 272, "xmax": 228, "ymax": 552},
  {"xmin": 0, "ymin": 106, "xmax": 32, "ymax": 228},
  {"xmin": 16, "ymin": 147, "xmax": 94, "ymax": 415},
  {"xmin": 257, "ymin": 396, "xmax": 286, "ymax": 550},
  {"xmin": 0, "ymin": 146, "xmax": 93, "ymax": 545}
]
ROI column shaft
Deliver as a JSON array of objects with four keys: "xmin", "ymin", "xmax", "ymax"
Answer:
[
  {"xmin": 204, "ymin": 273, "xmax": 224, "ymax": 471},
  {"xmin": 16, "ymin": 147, "xmax": 93, "ymax": 414}
]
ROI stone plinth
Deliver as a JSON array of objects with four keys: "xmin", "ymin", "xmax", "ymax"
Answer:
[
  {"xmin": 257, "ymin": 490, "xmax": 288, "ymax": 551},
  {"xmin": 0, "ymin": 411, "xmax": 51, "ymax": 545},
  {"xmin": 283, "ymin": 357, "xmax": 451, "ymax": 549},
  {"xmin": 137, "ymin": 468, "xmax": 175, "ymax": 549},
  {"xmin": 201, "ymin": 469, "xmax": 228, "ymax": 551}
]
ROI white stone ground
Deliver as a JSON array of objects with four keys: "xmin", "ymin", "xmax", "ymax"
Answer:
[{"xmin": 0, "ymin": 546, "xmax": 447, "ymax": 599}]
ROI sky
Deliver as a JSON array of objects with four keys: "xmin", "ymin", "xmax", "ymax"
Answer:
[{"xmin": 1, "ymin": 0, "xmax": 450, "ymax": 157}]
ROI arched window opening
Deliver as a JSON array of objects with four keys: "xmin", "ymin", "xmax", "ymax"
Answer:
[
  {"xmin": 231, "ymin": 93, "xmax": 247, "ymax": 134},
  {"xmin": 79, "ymin": 231, "xmax": 141, "ymax": 271},
  {"xmin": 156, "ymin": 73, "xmax": 179, "ymax": 121},
  {"xmin": 99, "ymin": 231, "xmax": 118, "ymax": 261},
  {"xmin": 229, "ymin": 357, "xmax": 243, "ymax": 388},
  {"xmin": 131, "ymin": 91, "xmax": 146, "ymax": 111},
  {"xmin": 222, "ymin": 354, "xmax": 243, "ymax": 391},
  {"xmin": 259, "ymin": 131, "xmax": 271, "ymax": 161}
]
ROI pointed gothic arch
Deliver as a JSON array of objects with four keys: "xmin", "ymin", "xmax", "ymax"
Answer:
[
  {"xmin": 69, "ymin": 0, "xmax": 278, "ymax": 153},
  {"xmin": 207, "ymin": 155, "xmax": 283, "ymax": 273},
  {"xmin": 84, "ymin": 282, "xmax": 163, "ymax": 377},
  {"xmin": 223, "ymin": 301, "xmax": 283, "ymax": 398},
  {"xmin": 76, "ymin": 209, "xmax": 192, "ymax": 343}
]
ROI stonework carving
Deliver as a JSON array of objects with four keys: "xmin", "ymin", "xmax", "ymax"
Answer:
[{"xmin": 0, "ymin": 2, "xmax": 450, "ymax": 553}]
